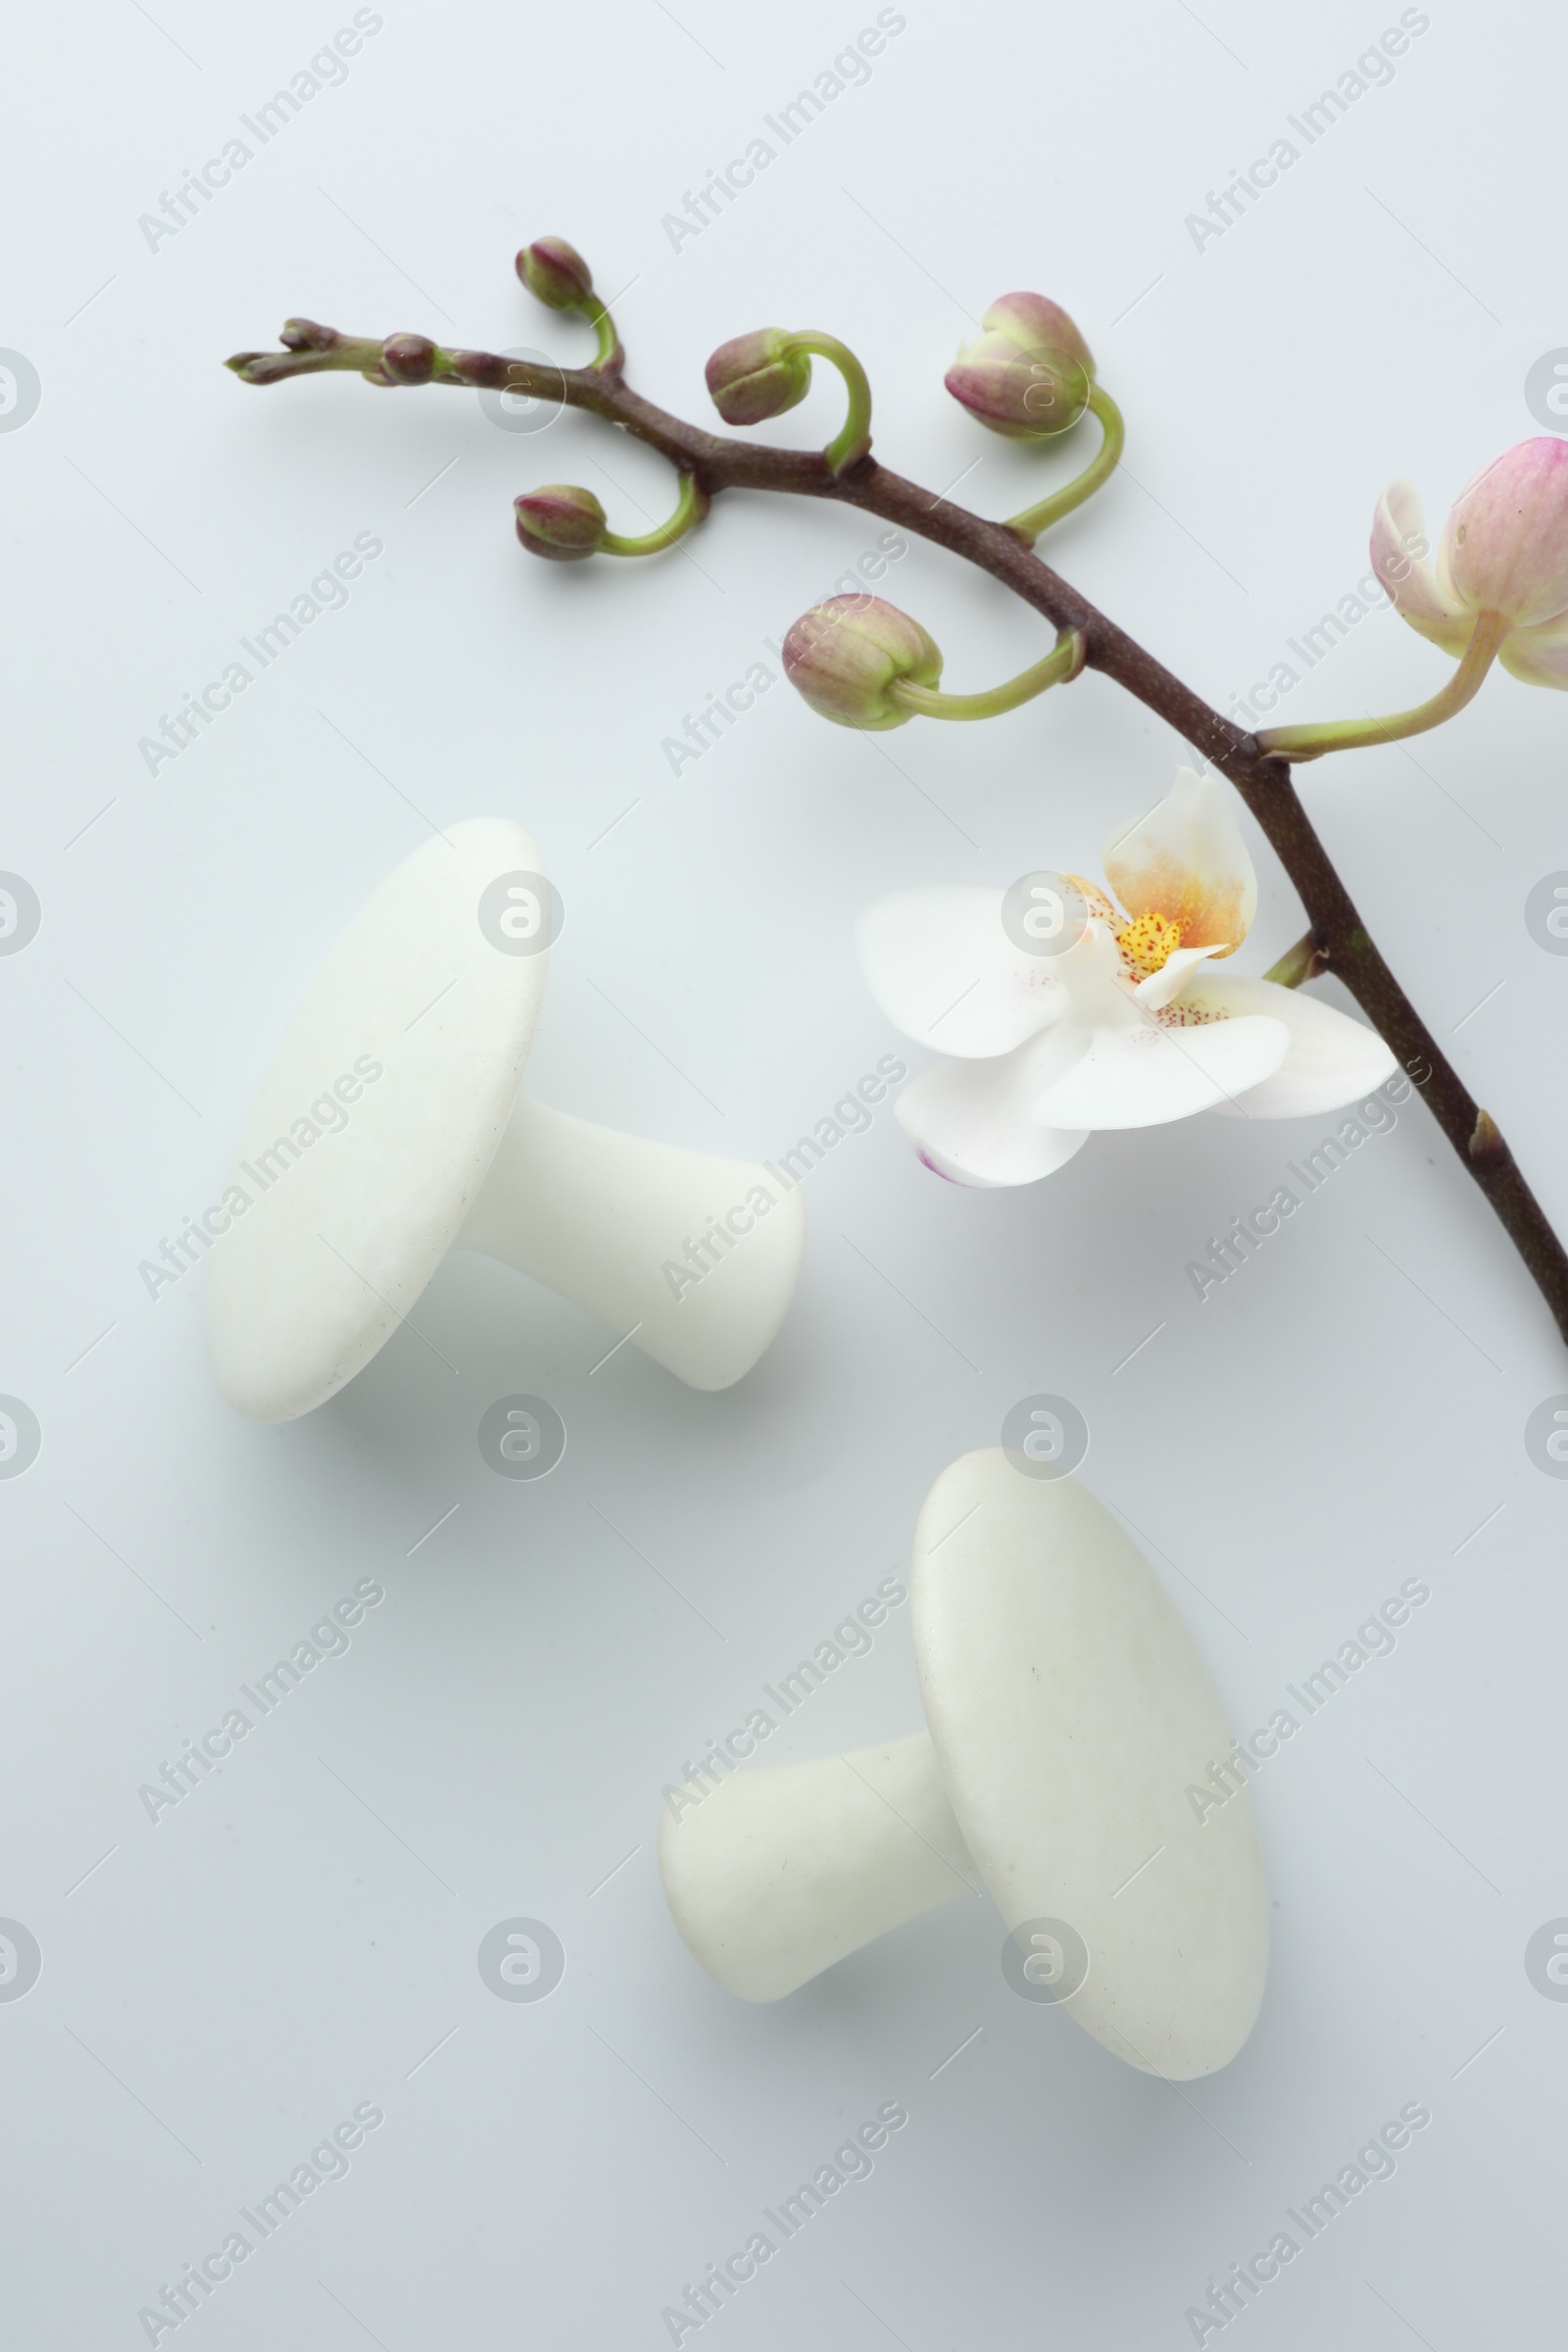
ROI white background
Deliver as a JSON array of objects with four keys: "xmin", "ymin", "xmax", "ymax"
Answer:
[{"xmin": 4, "ymin": 0, "xmax": 1566, "ymax": 2344}]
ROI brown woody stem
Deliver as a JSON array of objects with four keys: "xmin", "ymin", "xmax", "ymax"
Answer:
[{"xmin": 225, "ymin": 323, "xmax": 1568, "ymax": 1347}]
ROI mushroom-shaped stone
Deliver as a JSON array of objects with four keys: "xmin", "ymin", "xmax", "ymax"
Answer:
[
  {"xmin": 206, "ymin": 821, "xmax": 805, "ymax": 1421},
  {"xmin": 659, "ymin": 1449, "xmax": 1267, "ymax": 2079}
]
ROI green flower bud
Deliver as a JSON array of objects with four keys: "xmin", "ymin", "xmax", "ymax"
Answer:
[
  {"xmin": 705, "ymin": 330, "xmax": 812, "ymax": 427},
  {"xmin": 377, "ymin": 333, "xmax": 437, "ymax": 385},
  {"xmin": 515, "ymin": 237, "xmax": 595, "ymax": 310},
  {"xmin": 279, "ymin": 318, "xmax": 340, "ymax": 353},
  {"xmin": 782, "ymin": 595, "xmax": 943, "ymax": 728},
  {"xmin": 514, "ymin": 484, "xmax": 607, "ymax": 562},
  {"xmin": 945, "ymin": 293, "xmax": 1095, "ymax": 440}
]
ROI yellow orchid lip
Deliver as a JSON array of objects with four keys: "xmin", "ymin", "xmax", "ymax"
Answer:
[
  {"xmin": 1058, "ymin": 871, "xmax": 1195, "ymax": 985},
  {"xmin": 1115, "ymin": 909, "xmax": 1184, "ymax": 977}
]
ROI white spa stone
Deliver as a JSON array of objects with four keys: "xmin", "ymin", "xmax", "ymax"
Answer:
[
  {"xmin": 206, "ymin": 820, "xmax": 806, "ymax": 1421},
  {"xmin": 659, "ymin": 1448, "xmax": 1268, "ymax": 2079}
]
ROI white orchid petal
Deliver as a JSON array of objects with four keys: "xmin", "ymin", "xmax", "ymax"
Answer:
[
  {"xmin": 1371, "ymin": 479, "xmax": 1473, "ymax": 654},
  {"xmin": 1030, "ymin": 1009, "xmax": 1290, "ymax": 1130},
  {"xmin": 1135, "ymin": 942, "xmax": 1224, "ymax": 1013},
  {"xmin": 1182, "ymin": 973, "xmax": 1398, "ymax": 1117},
  {"xmin": 894, "ymin": 1037, "xmax": 1091, "ymax": 1188},
  {"xmin": 1102, "ymin": 767, "xmax": 1257, "ymax": 957},
  {"xmin": 857, "ymin": 887, "xmax": 1068, "ymax": 1058},
  {"xmin": 1499, "ymin": 609, "xmax": 1568, "ymax": 690}
]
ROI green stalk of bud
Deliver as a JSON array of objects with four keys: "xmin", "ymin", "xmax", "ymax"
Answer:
[
  {"xmin": 515, "ymin": 471, "xmax": 710, "ymax": 563},
  {"xmin": 706, "ymin": 328, "xmax": 871, "ymax": 473},
  {"xmin": 944, "ymin": 292, "xmax": 1125, "ymax": 545}
]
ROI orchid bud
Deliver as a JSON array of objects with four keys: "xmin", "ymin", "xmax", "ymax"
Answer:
[
  {"xmin": 514, "ymin": 484, "xmax": 607, "ymax": 562},
  {"xmin": 377, "ymin": 333, "xmax": 437, "ymax": 385},
  {"xmin": 515, "ymin": 236, "xmax": 595, "ymax": 311},
  {"xmin": 985, "ymin": 294, "xmax": 1096, "ymax": 378},
  {"xmin": 782, "ymin": 595, "xmax": 943, "ymax": 729},
  {"xmin": 1443, "ymin": 438, "xmax": 1568, "ymax": 629},
  {"xmin": 705, "ymin": 330, "xmax": 812, "ymax": 427},
  {"xmin": 945, "ymin": 293, "xmax": 1095, "ymax": 440}
]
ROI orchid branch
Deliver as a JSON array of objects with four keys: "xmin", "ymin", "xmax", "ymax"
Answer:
[{"xmin": 225, "ymin": 283, "xmax": 1568, "ymax": 1349}]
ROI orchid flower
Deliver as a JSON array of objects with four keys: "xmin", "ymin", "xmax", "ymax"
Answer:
[
  {"xmin": 857, "ymin": 767, "xmax": 1396, "ymax": 1187},
  {"xmin": 1373, "ymin": 436, "xmax": 1568, "ymax": 686},
  {"xmin": 1260, "ymin": 438, "xmax": 1568, "ymax": 759}
]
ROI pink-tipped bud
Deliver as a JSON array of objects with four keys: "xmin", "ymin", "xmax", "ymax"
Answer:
[
  {"xmin": 279, "ymin": 318, "xmax": 340, "ymax": 353},
  {"xmin": 782, "ymin": 595, "xmax": 943, "ymax": 729},
  {"xmin": 705, "ymin": 329, "xmax": 812, "ymax": 427},
  {"xmin": 984, "ymin": 293, "xmax": 1096, "ymax": 377},
  {"xmin": 514, "ymin": 484, "xmax": 607, "ymax": 562},
  {"xmin": 945, "ymin": 293, "xmax": 1095, "ymax": 440},
  {"xmin": 378, "ymin": 333, "xmax": 438, "ymax": 385},
  {"xmin": 1443, "ymin": 438, "xmax": 1568, "ymax": 629},
  {"xmin": 516, "ymin": 236, "xmax": 595, "ymax": 310}
]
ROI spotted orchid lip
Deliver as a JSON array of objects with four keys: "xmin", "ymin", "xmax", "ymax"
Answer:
[{"xmin": 1116, "ymin": 907, "xmax": 1186, "ymax": 976}]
